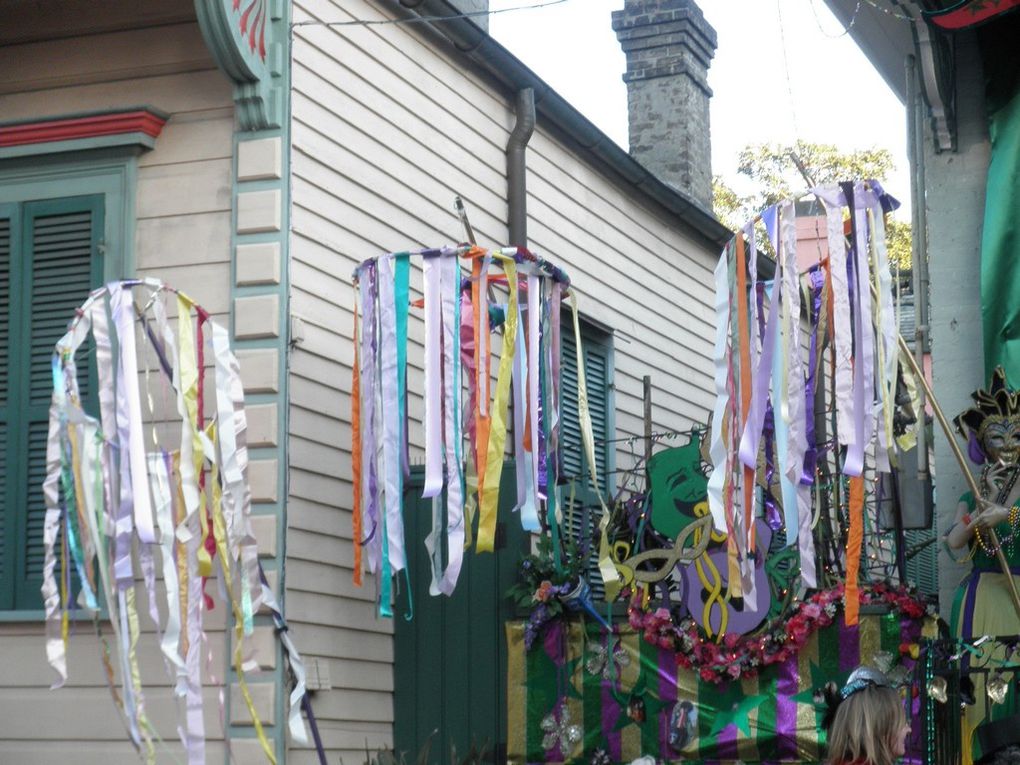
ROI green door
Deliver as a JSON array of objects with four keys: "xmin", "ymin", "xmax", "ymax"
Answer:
[{"xmin": 394, "ymin": 463, "xmax": 528, "ymax": 765}]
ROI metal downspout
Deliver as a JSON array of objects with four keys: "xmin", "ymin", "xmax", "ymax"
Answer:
[
  {"xmin": 507, "ymin": 87, "xmax": 536, "ymax": 247},
  {"xmin": 906, "ymin": 55, "xmax": 930, "ymax": 485}
]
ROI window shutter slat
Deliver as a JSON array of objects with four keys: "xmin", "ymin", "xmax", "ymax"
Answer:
[
  {"xmin": 29, "ymin": 211, "xmax": 96, "ymax": 407},
  {"xmin": 0, "ymin": 218, "xmax": 9, "ymax": 407},
  {"xmin": 8, "ymin": 199, "xmax": 100, "ymax": 610}
]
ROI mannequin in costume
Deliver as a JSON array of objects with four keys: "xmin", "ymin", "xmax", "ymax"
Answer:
[{"xmin": 947, "ymin": 367, "xmax": 1020, "ymax": 764}]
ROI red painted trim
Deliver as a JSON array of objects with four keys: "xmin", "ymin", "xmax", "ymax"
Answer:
[
  {"xmin": 927, "ymin": 0, "xmax": 1020, "ymax": 30},
  {"xmin": 0, "ymin": 109, "xmax": 167, "ymax": 148}
]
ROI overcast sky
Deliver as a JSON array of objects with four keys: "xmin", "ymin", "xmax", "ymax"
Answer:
[{"xmin": 489, "ymin": 0, "xmax": 910, "ymax": 216}]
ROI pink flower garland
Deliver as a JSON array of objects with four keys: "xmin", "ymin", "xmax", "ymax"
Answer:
[{"xmin": 626, "ymin": 582, "xmax": 932, "ymax": 684}]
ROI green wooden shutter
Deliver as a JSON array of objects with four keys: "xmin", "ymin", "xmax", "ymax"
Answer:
[
  {"xmin": 0, "ymin": 212, "xmax": 11, "ymax": 609},
  {"xmin": 560, "ymin": 321, "xmax": 613, "ymax": 600},
  {"xmin": 1, "ymin": 196, "xmax": 103, "ymax": 610}
]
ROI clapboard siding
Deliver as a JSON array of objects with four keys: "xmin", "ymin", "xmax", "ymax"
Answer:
[
  {"xmin": 288, "ymin": 0, "xmax": 719, "ymax": 759},
  {"xmin": 0, "ymin": 12, "xmax": 234, "ymax": 761}
]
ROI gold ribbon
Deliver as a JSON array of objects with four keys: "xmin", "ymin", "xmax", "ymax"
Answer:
[
  {"xmin": 569, "ymin": 292, "xmax": 623, "ymax": 600},
  {"xmin": 477, "ymin": 255, "xmax": 519, "ymax": 552},
  {"xmin": 208, "ymin": 424, "xmax": 276, "ymax": 762}
]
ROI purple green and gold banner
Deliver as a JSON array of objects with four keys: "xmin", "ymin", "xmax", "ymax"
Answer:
[{"xmin": 507, "ymin": 614, "xmax": 927, "ymax": 764}]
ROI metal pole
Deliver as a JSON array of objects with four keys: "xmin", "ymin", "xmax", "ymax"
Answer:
[{"xmin": 643, "ymin": 375, "xmax": 653, "ymax": 468}]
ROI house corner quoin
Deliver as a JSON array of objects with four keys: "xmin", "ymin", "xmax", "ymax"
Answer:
[{"xmin": 197, "ymin": 0, "xmax": 294, "ymax": 760}]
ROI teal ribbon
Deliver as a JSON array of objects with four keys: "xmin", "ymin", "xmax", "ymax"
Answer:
[{"xmin": 394, "ymin": 254, "xmax": 411, "ymax": 619}]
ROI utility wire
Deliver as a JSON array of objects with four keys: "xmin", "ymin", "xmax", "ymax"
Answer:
[{"xmin": 291, "ymin": 0, "xmax": 570, "ymax": 28}]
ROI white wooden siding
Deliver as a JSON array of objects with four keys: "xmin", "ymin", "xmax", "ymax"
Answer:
[
  {"xmin": 288, "ymin": 1, "xmax": 719, "ymax": 762},
  {"xmin": 0, "ymin": 14, "xmax": 235, "ymax": 762}
]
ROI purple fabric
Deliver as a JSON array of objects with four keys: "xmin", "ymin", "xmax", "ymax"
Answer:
[
  {"xmin": 537, "ymin": 288, "xmax": 549, "ymax": 498},
  {"xmin": 969, "ymin": 433, "xmax": 987, "ymax": 465},
  {"xmin": 602, "ymin": 680, "xmax": 622, "ymax": 761},
  {"xmin": 713, "ymin": 687, "xmax": 739, "ymax": 761},
  {"xmin": 361, "ymin": 263, "xmax": 381, "ymax": 561},
  {"xmin": 837, "ymin": 616, "xmax": 861, "ymax": 673},
  {"xmin": 658, "ymin": 647, "xmax": 678, "ymax": 755},
  {"xmin": 775, "ymin": 653, "xmax": 800, "ymax": 759},
  {"xmin": 763, "ymin": 405, "xmax": 782, "ymax": 531}
]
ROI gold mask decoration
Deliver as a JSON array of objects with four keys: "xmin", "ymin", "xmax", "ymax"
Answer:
[{"xmin": 955, "ymin": 367, "xmax": 1020, "ymax": 467}]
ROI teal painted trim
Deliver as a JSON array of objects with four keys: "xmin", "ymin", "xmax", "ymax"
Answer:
[
  {"xmin": 0, "ymin": 134, "xmax": 155, "ymax": 161},
  {"xmin": 221, "ymin": 0, "xmax": 292, "ymax": 756},
  {"xmin": 0, "ymin": 609, "xmax": 105, "ymax": 623},
  {"xmin": 0, "ymin": 153, "xmax": 137, "ymax": 280},
  {"xmin": 195, "ymin": 0, "xmax": 286, "ymax": 130}
]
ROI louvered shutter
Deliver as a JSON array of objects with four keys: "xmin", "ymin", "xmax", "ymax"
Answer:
[
  {"xmin": 0, "ymin": 213, "xmax": 10, "ymax": 608},
  {"xmin": 559, "ymin": 321, "xmax": 613, "ymax": 600},
  {"xmin": 0, "ymin": 196, "xmax": 102, "ymax": 610}
]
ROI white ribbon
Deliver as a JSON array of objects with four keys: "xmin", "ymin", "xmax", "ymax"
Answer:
[
  {"xmin": 438, "ymin": 252, "xmax": 468, "ymax": 593},
  {"xmin": 845, "ymin": 183, "xmax": 876, "ymax": 476},
  {"xmin": 707, "ymin": 250, "xmax": 732, "ymax": 532},
  {"xmin": 149, "ymin": 453, "xmax": 187, "ymax": 679},
  {"xmin": 779, "ymin": 200, "xmax": 807, "ymax": 487},
  {"xmin": 378, "ymin": 255, "xmax": 406, "ymax": 572},
  {"xmin": 812, "ymin": 185, "xmax": 854, "ymax": 447},
  {"xmin": 866, "ymin": 190, "xmax": 898, "ymax": 473},
  {"xmin": 421, "ymin": 254, "xmax": 445, "ymax": 499},
  {"xmin": 111, "ymin": 284, "xmax": 156, "ymax": 544},
  {"xmin": 512, "ymin": 290, "xmax": 540, "ymax": 532}
]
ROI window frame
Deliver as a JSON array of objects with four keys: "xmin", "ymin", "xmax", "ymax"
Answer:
[{"xmin": 0, "ymin": 151, "xmax": 135, "ymax": 618}]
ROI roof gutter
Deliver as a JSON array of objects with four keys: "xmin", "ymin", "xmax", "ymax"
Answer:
[{"xmin": 389, "ymin": 0, "xmax": 732, "ymax": 248}]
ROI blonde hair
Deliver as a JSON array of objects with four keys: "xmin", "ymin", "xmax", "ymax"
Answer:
[{"xmin": 826, "ymin": 684, "xmax": 905, "ymax": 765}]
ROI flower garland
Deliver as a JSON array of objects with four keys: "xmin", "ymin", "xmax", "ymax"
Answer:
[{"xmin": 627, "ymin": 582, "xmax": 934, "ymax": 684}]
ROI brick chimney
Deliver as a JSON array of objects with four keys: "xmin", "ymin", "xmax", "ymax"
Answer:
[
  {"xmin": 449, "ymin": 0, "xmax": 489, "ymax": 33},
  {"xmin": 612, "ymin": 0, "xmax": 717, "ymax": 209}
]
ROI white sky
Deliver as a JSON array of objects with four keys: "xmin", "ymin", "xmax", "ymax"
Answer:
[{"xmin": 489, "ymin": 0, "xmax": 911, "ymax": 215}]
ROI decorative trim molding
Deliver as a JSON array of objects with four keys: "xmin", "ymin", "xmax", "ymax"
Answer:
[
  {"xmin": 0, "ymin": 108, "xmax": 168, "ymax": 148},
  {"xmin": 195, "ymin": 0, "xmax": 286, "ymax": 131}
]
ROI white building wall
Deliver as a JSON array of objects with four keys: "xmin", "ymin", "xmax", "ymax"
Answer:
[{"xmin": 288, "ymin": 2, "xmax": 720, "ymax": 763}]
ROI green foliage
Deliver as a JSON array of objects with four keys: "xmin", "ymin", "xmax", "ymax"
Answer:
[
  {"xmin": 505, "ymin": 533, "xmax": 587, "ymax": 616},
  {"xmin": 713, "ymin": 141, "xmax": 914, "ymax": 276},
  {"xmin": 713, "ymin": 140, "xmax": 901, "ymax": 227}
]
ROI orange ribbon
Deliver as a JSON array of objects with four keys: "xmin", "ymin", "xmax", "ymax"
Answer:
[
  {"xmin": 845, "ymin": 474, "xmax": 864, "ymax": 625},
  {"xmin": 352, "ymin": 292, "xmax": 363, "ymax": 586}
]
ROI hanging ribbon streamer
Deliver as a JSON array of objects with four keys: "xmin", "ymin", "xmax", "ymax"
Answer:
[
  {"xmin": 351, "ymin": 280, "xmax": 364, "ymax": 586},
  {"xmin": 352, "ymin": 245, "xmax": 574, "ymax": 594},
  {"xmin": 713, "ymin": 182, "xmax": 904, "ymax": 597},
  {"xmin": 42, "ymin": 279, "xmax": 309, "ymax": 764},
  {"xmin": 477, "ymin": 254, "xmax": 519, "ymax": 552}
]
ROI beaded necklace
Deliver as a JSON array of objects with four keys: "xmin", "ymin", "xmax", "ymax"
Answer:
[{"xmin": 974, "ymin": 465, "xmax": 1020, "ymax": 558}]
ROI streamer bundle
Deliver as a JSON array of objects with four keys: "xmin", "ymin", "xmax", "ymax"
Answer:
[
  {"xmin": 43, "ymin": 278, "xmax": 307, "ymax": 764},
  {"xmin": 351, "ymin": 246, "xmax": 618, "ymax": 610},
  {"xmin": 708, "ymin": 181, "xmax": 908, "ymax": 625}
]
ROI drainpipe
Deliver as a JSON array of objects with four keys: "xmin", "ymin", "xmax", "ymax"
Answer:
[
  {"xmin": 906, "ymin": 55, "xmax": 930, "ymax": 486},
  {"xmin": 507, "ymin": 87, "xmax": 535, "ymax": 247}
]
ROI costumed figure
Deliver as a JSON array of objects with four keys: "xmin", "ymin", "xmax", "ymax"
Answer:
[
  {"xmin": 948, "ymin": 367, "xmax": 1020, "ymax": 762},
  {"xmin": 822, "ymin": 666, "xmax": 911, "ymax": 765}
]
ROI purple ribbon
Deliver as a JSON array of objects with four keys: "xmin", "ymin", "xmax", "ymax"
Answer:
[
  {"xmin": 359, "ymin": 263, "xmax": 381, "ymax": 573},
  {"xmin": 801, "ymin": 269, "xmax": 826, "ymax": 485}
]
